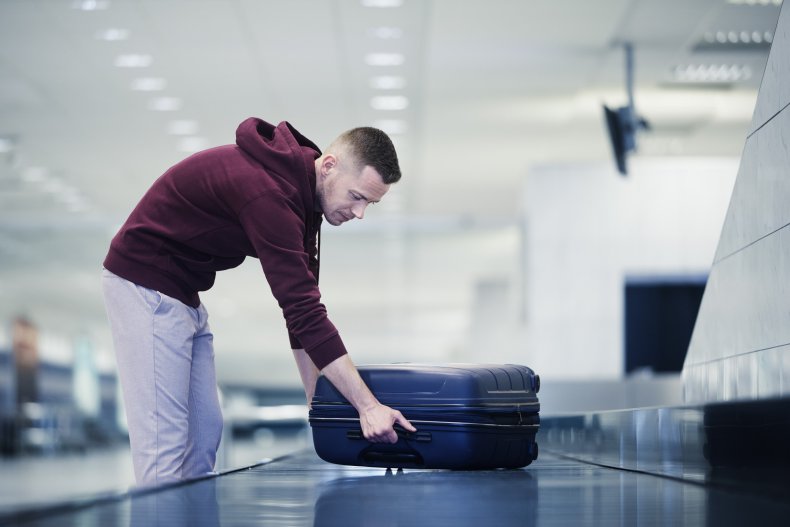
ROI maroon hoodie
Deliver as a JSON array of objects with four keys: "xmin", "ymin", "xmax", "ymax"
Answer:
[{"xmin": 103, "ymin": 117, "xmax": 346, "ymax": 369}]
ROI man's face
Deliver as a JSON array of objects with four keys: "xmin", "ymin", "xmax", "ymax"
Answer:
[{"xmin": 317, "ymin": 155, "xmax": 389, "ymax": 226}]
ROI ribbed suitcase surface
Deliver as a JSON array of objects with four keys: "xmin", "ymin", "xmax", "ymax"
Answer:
[{"xmin": 309, "ymin": 364, "xmax": 540, "ymax": 469}]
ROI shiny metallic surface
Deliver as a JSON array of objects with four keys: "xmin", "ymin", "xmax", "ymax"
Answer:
[
  {"xmin": 684, "ymin": 1, "xmax": 790, "ymax": 405},
  {"xmin": 541, "ymin": 396, "xmax": 790, "ymax": 500},
  {"xmin": 4, "ymin": 445, "xmax": 790, "ymax": 526}
]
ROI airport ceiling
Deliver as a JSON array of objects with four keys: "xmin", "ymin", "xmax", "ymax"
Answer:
[{"xmin": 0, "ymin": 0, "xmax": 782, "ymax": 377}]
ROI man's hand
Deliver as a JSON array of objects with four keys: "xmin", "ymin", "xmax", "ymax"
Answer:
[
  {"xmin": 321, "ymin": 355, "xmax": 417, "ymax": 444},
  {"xmin": 359, "ymin": 403, "xmax": 416, "ymax": 443}
]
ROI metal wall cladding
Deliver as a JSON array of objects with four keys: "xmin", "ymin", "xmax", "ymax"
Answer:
[{"xmin": 683, "ymin": 0, "xmax": 790, "ymax": 404}]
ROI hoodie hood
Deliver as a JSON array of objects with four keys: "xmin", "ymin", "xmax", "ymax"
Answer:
[{"xmin": 236, "ymin": 117, "xmax": 322, "ymax": 207}]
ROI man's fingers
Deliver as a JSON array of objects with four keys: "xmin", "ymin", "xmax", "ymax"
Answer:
[
  {"xmin": 385, "ymin": 428, "xmax": 398, "ymax": 444},
  {"xmin": 395, "ymin": 413, "xmax": 417, "ymax": 432},
  {"xmin": 359, "ymin": 405, "xmax": 414, "ymax": 443},
  {"xmin": 378, "ymin": 423, "xmax": 399, "ymax": 443},
  {"xmin": 363, "ymin": 429, "xmax": 396, "ymax": 443}
]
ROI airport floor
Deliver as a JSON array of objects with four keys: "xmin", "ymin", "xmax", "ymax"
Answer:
[
  {"xmin": 0, "ymin": 430, "xmax": 312, "ymax": 513},
  {"xmin": 5, "ymin": 396, "xmax": 790, "ymax": 526},
  {"xmin": 3, "ymin": 447, "xmax": 790, "ymax": 526}
]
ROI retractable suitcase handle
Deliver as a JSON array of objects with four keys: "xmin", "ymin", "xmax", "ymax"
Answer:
[
  {"xmin": 348, "ymin": 425, "xmax": 429, "ymax": 468},
  {"xmin": 346, "ymin": 425, "xmax": 432, "ymax": 443}
]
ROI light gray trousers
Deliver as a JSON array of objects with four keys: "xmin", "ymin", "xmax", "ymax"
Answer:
[{"xmin": 101, "ymin": 268, "xmax": 223, "ymax": 487}]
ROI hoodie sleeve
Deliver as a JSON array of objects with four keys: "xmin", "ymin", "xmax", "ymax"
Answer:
[
  {"xmin": 238, "ymin": 191, "xmax": 346, "ymax": 370},
  {"xmin": 287, "ymin": 217, "xmax": 320, "ymax": 350}
]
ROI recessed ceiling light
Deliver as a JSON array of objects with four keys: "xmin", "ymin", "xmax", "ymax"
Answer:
[
  {"xmin": 95, "ymin": 28, "xmax": 130, "ymax": 41},
  {"xmin": 367, "ymin": 27, "xmax": 403, "ymax": 39},
  {"xmin": 373, "ymin": 119, "xmax": 408, "ymax": 134},
  {"xmin": 72, "ymin": 0, "xmax": 109, "ymax": 10},
  {"xmin": 693, "ymin": 30, "xmax": 772, "ymax": 51},
  {"xmin": 370, "ymin": 76, "xmax": 406, "ymax": 89},
  {"xmin": 672, "ymin": 64, "xmax": 752, "ymax": 83},
  {"xmin": 371, "ymin": 96, "xmax": 409, "ymax": 110},
  {"xmin": 131, "ymin": 77, "xmax": 166, "ymax": 91},
  {"xmin": 168, "ymin": 120, "xmax": 199, "ymax": 135},
  {"xmin": 726, "ymin": 0, "xmax": 782, "ymax": 5},
  {"xmin": 365, "ymin": 53, "xmax": 405, "ymax": 66},
  {"xmin": 149, "ymin": 97, "xmax": 182, "ymax": 111},
  {"xmin": 115, "ymin": 54, "xmax": 153, "ymax": 68},
  {"xmin": 178, "ymin": 137, "xmax": 209, "ymax": 153},
  {"xmin": 361, "ymin": 0, "xmax": 403, "ymax": 7}
]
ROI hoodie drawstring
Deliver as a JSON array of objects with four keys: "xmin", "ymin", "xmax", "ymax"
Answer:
[{"xmin": 315, "ymin": 223, "xmax": 321, "ymax": 284}]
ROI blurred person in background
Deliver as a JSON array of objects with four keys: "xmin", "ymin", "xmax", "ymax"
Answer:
[{"xmin": 101, "ymin": 117, "xmax": 415, "ymax": 486}]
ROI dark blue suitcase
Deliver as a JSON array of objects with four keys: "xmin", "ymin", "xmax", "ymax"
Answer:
[{"xmin": 309, "ymin": 363, "xmax": 540, "ymax": 469}]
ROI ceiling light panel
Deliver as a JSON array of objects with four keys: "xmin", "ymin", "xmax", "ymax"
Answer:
[
  {"xmin": 370, "ymin": 95, "xmax": 409, "ymax": 110},
  {"xmin": 693, "ymin": 30, "xmax": 773, "ymax": 51},
  {"xmin": 691, "ymin": 0, "xmax": 780, "ymax": 58},
  {"xmin": 370, "ymin": 76, "xmax": 406, "ymax": 89},
  {"xmin": 337, "ymin": 0, "xmax": 427, "ymax": 137},
  {"xmin": 367, "ymin": 27, "xmax": 403, "ymax": 39},
  {"xmin": 72, "ymin": 0, "xmax": 109, "ymax": 10},
  {"xmin": 726, "ymin": 0, "xmax": 782, "ymax": 5},
  {"xmin": 361, "ymin": 0, "xmax": 403, "ymax": 7},
  {"xmin": 115, "ymin": 54, "xmax": 153, "ymax": 68},
  {"xmin": 671, "ymin": 64, "xmax": 752, "ymax": 83},
  {"xmin": 149, "ymin": 97, "xmax": 182, "ymax": 111},
  {"xmin": 365, "ymin": 53, "xmax": 405, "ymax": 66},
  {"xmin": 131, "ymin": 77, "xmax": 166, "ymax": 91},
  {"xmin": 95, "ymin": 28, "xmax": 130, "ymax": 41}
]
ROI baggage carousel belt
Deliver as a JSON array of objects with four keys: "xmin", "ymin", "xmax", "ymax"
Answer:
[{"xmin": 3, "ymin": 448, "xmax": 790, "ymax": 526}]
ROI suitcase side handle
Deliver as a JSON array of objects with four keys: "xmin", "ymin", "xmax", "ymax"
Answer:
[{"xmin": 346, "ymin": 426, "xmax": 432, "ymax": 443}]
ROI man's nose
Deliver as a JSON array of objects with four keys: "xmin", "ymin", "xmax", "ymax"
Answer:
[{"xmin": 351, "ymin": 202, "xmax": 367, "ymax": 219}]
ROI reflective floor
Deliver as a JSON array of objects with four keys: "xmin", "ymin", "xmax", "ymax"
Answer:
[
  {"xmin": 0, "ymin": 429, "xmax": 312, "ymax": 513},
  {"xmin": 4, "ymin": 449, "xmax": 790, "ymax": 527}
]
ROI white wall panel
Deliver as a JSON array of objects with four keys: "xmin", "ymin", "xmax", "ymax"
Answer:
[{"xmin": 525, "ymin": 158, "xmax": 736, "ymax": 380}]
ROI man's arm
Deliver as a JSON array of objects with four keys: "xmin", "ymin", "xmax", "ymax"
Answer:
[
  {"xmin": 292, "ymin": 348, "xmax": 320, "ymax": 408},
  {"xmin": 292, "ymin": 350, "xmax": 415, "ymax": 443},
  {"xmin": 316, "ymin": 355, "xmax": 416, "ymax": 444}
]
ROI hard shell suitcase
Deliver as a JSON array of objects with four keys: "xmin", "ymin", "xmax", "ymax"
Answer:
[{"xmin": 308, "ymin": 363, "xmax": 540, "ymax": 470}]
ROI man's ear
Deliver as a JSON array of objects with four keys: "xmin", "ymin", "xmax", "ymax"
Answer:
[{"xmin": 319, "ymin": 154, "xmax": 336, "ymax": 180}]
